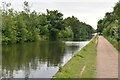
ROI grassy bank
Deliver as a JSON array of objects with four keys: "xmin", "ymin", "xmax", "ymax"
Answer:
[
  {"xmin": 105, "ymin": 36, "xmax": 120, "ymax": 52},
  {"xmin": 53, "ymin": 36, "xmax": 97, "ymax": 78}
]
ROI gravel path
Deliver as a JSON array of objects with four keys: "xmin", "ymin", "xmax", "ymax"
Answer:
[{"xmin": 97, "ymin": 36, "xmax": 118, "ymax": 78}]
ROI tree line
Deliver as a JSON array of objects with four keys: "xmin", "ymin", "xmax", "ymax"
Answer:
[
  {"xmin": 2, "ymin": 1, "xmax": 94, "ymax": 44},
  {"xmin": 97, "ymin": 1, "xmax": 120, "ymax": 51}
]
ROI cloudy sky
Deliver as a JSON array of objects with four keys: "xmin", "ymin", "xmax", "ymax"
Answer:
[{"xmin": 1, "ymin": 0, "xmax": 119, "ymax": 29}]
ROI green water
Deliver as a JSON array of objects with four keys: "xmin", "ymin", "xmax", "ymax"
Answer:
[{"xmin": 2, "ymin": 41, "xmax": 89, "ymax": 78}]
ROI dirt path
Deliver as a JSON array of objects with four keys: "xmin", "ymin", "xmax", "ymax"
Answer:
[{"xmin": 97, "ymin": 36, "xmax": 118, "ymax": 78}]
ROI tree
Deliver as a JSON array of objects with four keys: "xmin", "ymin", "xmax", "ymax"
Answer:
[
  {"xmin": 64, "ymin": 16, "xmax": 94, "ymax": 40},
  {"xmin": 2, "ymin": 1, "xmax": 94, "ymax": 44},
  {"xmin": 46, "ymin": 9, "xmax": 64, "ymax": 40},
  {"xmin": 97, "ymin": 1, "xmax": 120, "ymax": 51}
]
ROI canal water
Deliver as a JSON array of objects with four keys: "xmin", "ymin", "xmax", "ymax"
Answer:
[{"xmin": 2, "ymin": 41, "xmax": 89, "ymax": 78}]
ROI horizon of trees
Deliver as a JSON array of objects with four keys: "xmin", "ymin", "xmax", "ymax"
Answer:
[{"xmin": 1, "ymin": 1, "xmax": 95, "ymax": 44}]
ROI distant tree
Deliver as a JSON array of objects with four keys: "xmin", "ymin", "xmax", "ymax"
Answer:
[{"xmin": 64, "ymin": 16, "xmax": 94, "ymax": 40}]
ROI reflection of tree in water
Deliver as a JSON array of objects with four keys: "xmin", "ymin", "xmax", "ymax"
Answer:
[
  {"xmin": 2, "ymin": 41, "xmax": 66, "ymax": 78},
  {"xmin": 47, "ymin": 41, "xmax": 66, "ymax": 66},
  {"xmin": 65, "ymin": 44, "xmax": 80, "ymax": 55}
]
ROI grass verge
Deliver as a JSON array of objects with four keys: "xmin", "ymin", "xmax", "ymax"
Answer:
[
  {"xmin": 53, "ymin": 36, "xmax": 97, "ymax": 78},
  {"xmin": 105, "ymin": 36, "xmax": 120, "ymax": 52}
]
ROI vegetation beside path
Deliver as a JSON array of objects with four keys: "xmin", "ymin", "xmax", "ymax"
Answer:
[
  {"xmin": 97, "ymin": 1, "xmax": 120, "ymax": 52},
  {"xmin": 53, "ymin": 36, "xmax": 97, "ymax": 78}
]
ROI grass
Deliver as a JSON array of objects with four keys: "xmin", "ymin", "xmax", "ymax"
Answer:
[
  {"xmin": 105, "ymin": 36, "xmax": 120, "ymax": 52},
  {"xmin": 53, "ymin": 36, "xmax": 97, "ymax": 78}
]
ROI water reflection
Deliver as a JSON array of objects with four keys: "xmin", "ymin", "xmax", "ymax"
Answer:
[{"xmin": 2, "ymin": 41, "xmax": 89, "ymax": 78}]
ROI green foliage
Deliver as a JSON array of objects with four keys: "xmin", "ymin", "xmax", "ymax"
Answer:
[
  {"xmin": 97, "ymin": 1, "xmax": 120, "ymax": 51},
  {"xmin": 64, "ymin": 16, "xmax": 94, "ymax": 41},
  {"xmin": 46, "ymin": 9, "xmax": 64, "ymax": 40},
  {"xmin": 2, "ymin": 1, "xmax": 94, "ymax": 44},
  {"xmin": 58, "ymin": 26, "xmax": 73, "ymax": 40}
]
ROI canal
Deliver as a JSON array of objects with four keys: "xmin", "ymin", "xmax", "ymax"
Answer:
[{"xmin": 2, "ymin": 40, "xmax": 89, "ymax": 78}]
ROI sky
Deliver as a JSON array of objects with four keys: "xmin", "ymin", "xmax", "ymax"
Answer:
[{"xmin": 1, "ymin": 0, "xmax": 119, "ymax": 29}]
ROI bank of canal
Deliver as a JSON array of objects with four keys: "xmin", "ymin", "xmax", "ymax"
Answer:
[{"xmin": 54, "ymin": 36, "xmax": 97, "ymax": 78}]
